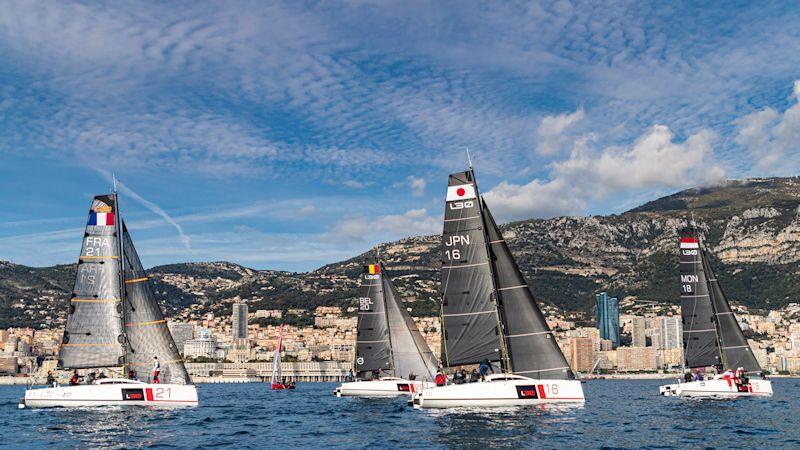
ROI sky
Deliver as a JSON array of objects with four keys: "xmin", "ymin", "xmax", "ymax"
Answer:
[{"xmin": 1, "ymin": 1, "xmax": 799, "ymax": 271}]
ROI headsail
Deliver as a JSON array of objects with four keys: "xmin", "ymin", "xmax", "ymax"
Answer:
[
  {"xmin": 354, "ymin": 264, "xmax": 392, "ymax": 377},
  {"xmin": 483, "ymin": 201, "xmax": 572, "ymax": 380},
  {"xmin": 702, "ymin": 250, "xmax": 762, "ymax": 374},
  {"xmin": 122, "ymin": 222, "xmax": 191, "ymax": 384},
  {"xmin": 59, "ymin": 195, "xmax": 126, "ymax": 369},
  {"xmin": 439, "ymin": 170, "xmax": 503, "ymax": 367},
  {"xmin": 381, "ymin": 262, "xmax": 439, "ymax": 381},
  {"xmin": 679, "ymin": 228, "xmax": 721, "ymax": 369}
]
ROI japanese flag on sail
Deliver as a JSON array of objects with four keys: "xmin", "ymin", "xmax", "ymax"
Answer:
[
  {"xmin": 88, "ymin": 212, "xmax": 115, "ymax": 226},
  {"xmin": 446, "ymin": 183, "xmax": 476, "ymax": 201},
  {"xmin": 680, "ymin": 237, "xmax": 698, "ymax": 249}
]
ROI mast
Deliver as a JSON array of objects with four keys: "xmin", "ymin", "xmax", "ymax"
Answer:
[{"xmin": 114, "ymin": 187, "xmax": 128, "ymax": 375}]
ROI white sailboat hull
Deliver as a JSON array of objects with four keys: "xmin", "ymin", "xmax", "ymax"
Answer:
[
  {"xmin": 411, "ymin": 375, "xmax": 585, "ymax": 409},
  {"xmin": 21, "ymin": 379, "xmax": 198, "ymax": 408},
  {"xmin": 659, "ymin": 378, "xmax": 773, "ymax": 398},
  {"xmin": 334, "ymin": 378, "xmax": 434, "ymax": 397}
]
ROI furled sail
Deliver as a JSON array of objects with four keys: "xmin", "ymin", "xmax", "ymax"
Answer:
[
  {"xmin": 381, "ymin": 262, "xmax": 439, "ymax": 381},
  {"xmin": 439, "ymin": 170, "xmax": 503, "ymax": 367},
  {"xmin": 354, "ymin": 264, "xmax": 392, "ymax": 377},
  {"xmin": 679, "ymin": 229, "xmax": 721, "ymax": 369},
  {"xmin": 702, "ymin": 251, "xmax": 762, "ymax": 374},
  {"xmin": 483, "ymin": 201, "xmax": 572, "ymax": 380},
  {"xmin": 59, "ymin": 195, "xmax": 126, "ymax": 369},
  {"xmin": 122, "ymin": 222, "xmax": 191, "ymax": 385}
]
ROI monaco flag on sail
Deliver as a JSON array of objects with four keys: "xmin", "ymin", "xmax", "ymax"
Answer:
[
  {"xmin": 88, "ymin": 212, "xmax": 115, "ymax": 226},
  {"xmin": 680, "ymin": 237, "xmax": 699, "ymax": 249},
  {"xmin": 446, "ymin": 183, "xmax": 476, "ymax": 201}
]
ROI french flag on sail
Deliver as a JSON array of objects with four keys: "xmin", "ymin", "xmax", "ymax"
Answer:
[
  {"xmin": 680, "ymin": 237, "xmax": 699, "ymax": 249},
  {"xmin": 88, "ymin": 212, "xmax": 115, "ymax": 226}
]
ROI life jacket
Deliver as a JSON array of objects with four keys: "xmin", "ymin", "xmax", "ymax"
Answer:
[{"xmin": 435, "ymin": 374, "xmax": 446, "ymax": 386}]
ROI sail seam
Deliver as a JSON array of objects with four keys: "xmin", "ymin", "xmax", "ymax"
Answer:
[
  {"xmin": 358, "ymin": 339, "xmax": 390, "ymax": 343},
  {"xmin": 715, "ymin": 312, "xmax": 734, "ymax": 315},
  {"xmin": 721, "ymin": 345, "xmax": 749, "ymax": 350},
  {"xmin": 514, "ymin": 366, "xmax": 570, "ymax": 374},
  {"xmin": 488, "ymin": 239, "xmax": 505, "ymax": 244},
  {"xmin": 684, "ymin": 328, "xmax": 716, "ymax": 333},
  {"xmin": 71, "ymin": 298, "xmax": 120, "ymax": 303},
  {"xmin": 681, "ymin": 294, "xmax": 710, "ymax": 298},
  {"xmin": 442, "ymin": 310, "xmax": 496, "ymax": 317}
]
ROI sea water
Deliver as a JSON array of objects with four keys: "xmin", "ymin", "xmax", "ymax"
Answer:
[{"xmin": 2, "ymin": 379, "xmax": 798, "ymax": 448}]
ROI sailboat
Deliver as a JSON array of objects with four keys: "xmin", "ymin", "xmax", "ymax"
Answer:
[
  {"xmin": 411, "ymin": 167, "xmax": 584, "ymax": 408},
  {"xmin": 20, "ymin": 192, "xmax": 198, "ymax": 408},
  {"xmin": 334, "ymin": 261, "xmax": 439, "ymax": 397},
  {"xmin": 270, "ymin": 324, "xmax": 295, "ymax": 390},
  {"xmin": 659, "ymin": 227, "xmax": 772, "ymax": 398}
]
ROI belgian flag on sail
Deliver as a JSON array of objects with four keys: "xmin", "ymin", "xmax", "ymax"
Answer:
[{"xmin": 366, "ymin": 264, "xmax": 380, "ymax": 275}]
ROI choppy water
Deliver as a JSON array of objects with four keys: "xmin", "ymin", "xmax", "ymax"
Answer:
[{"xmin": 2, "ymin": 379, "xmax": 798, "ymax": 448}]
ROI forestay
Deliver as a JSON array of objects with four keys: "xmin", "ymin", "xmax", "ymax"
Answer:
[{"xmin": 59, "ymin": 195, "xmax": 126, "ymax": 369}]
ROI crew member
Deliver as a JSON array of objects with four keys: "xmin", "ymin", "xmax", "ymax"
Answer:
[
  {"xmin": 46, "ymin": 371, "xmax": 55, "ymax": 386},
  {"xmin": 478, "ymin": 359, "xmax": 494, "ymax": 380},
  {"xmin": 69, "ymin": 370, "xmax": 80, "ymax": 386},
  {"xmin": 152, "ymin": 356, "xmax": 161, "ymax": 384},
  {"xmin": 435, "ymin": 370, "xmax": 447, "ymax": 386}
]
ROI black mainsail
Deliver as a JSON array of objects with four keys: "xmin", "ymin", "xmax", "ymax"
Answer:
[
  {"xmin": 354, "ymin": 264, "xmax": 393, "ymax": 377},
  {"xmin": 679, "ymin": 227, "xmax": 762, "ymax": 374},
  {"xmin": 439, "ymin": 168, "xmax": 572, "ymax": 379},
  {"xmin": 58, "ymin": 192, "xmax": 192, "ymax": 383},
  {"xmin": 679, "ymin": 228, "xmax": 721, "ymax": 369},
  {"xmin": 59, "ymin": 195, "xmax": 126, "ymax": 369}
]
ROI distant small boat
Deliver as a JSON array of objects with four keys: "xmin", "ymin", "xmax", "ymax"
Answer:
[
  {"xmin": 411, "ymin": 165, "xmax": 584, "ymax": 409},
  {"xmin": 21, "ymin": 191, "xmax": 198, "ymax": 408},
  {"xmin": 659, "ymin": 226, "xmax": 772, "ymax": 398},
  {"xmin": 271, "ymin": 324, "xmax": 295, "ymax": 390},
  {"xmin": 335, "ymin": 260, "xmax": 439, "ymax": 397}
]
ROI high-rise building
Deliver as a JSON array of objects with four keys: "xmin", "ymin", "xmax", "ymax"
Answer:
[
  {"xmin": 654, "ymin": 316, "xmax": 682, "ymax": 350},
  {"xmin": 631, "ymin": 316, "xmax": 647, "ymax": 348},
  {"xmin": 596, "ymin": 292, "xmax": 620, "ymax": 348},
  {"xmin": 232, "ymin": 302, "xmax": 249, "ymax": 339},
  {"xmin": 570, "ymin": 337, "xmax": 595, "ymax": 373}
]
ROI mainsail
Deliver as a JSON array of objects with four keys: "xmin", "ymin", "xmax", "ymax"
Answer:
[
  {"xmin": 702, "ymin": 245, "xmax": 762, "ymax": 374},
  {"xmin": 440, "ymin": 170, "xmax": 504, "ymax": 367},
  {"xmin": 483, "ymin": 201, "xmax": 572, "ymax": 379},
  {"xmin": 59, "ymin": 195, "xmax": 126, "ymax": 369},
  {"xmin": 122, "ymin": 222, "xmax": 191, "ymax": 385},
  {"xmin": 679, "ymin": 229, "xmax": 721, "ymax": 369},
  {"xmin": 354, "ymin": 264, "xmax": 392, "ymax": 376},
  {"xmin": 381, "ymin": 262, "xmax": 439, "ymax": 381}
]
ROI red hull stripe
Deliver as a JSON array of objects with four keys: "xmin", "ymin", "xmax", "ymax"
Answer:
[
  {"xmin": 537, "ymin": 385, "xmax": 546, "ymax": 399},
  {"xmin": 145, "ymin": 388, "xmax": 154, "ymax": 401}
]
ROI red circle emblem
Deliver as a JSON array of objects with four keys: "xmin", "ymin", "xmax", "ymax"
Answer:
[{"xmin": 456, "ymin": 187, "xmax": 465, "ymax": 197}]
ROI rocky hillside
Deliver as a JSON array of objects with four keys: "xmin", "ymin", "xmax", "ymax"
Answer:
[{"xmin": 1, "ymin": 177, "xmax": 798, "ymax": 329}]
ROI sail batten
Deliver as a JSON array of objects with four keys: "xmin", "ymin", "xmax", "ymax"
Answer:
[{"xmin": 58, "ymin": 195, "xmax": 125, "ymax": 369}]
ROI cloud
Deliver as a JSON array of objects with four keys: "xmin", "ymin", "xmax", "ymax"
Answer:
[
  {"xmin": 536, "ymin": 108, "xmax": 585, "ymax": 155},
  {"xmin": 735, "ymin": 80, "xmax": 800, "ymax": 173},
  {"xmin": 407, "ymin": 176, "xmax": 426, "ymax": 197},
  {"xmin": 485, "ymin": 124, "xmax": 725, "ymax": 221},
  {"xmin": 324, "ymin": 208, "xmax": 440, "ymax": 243}
]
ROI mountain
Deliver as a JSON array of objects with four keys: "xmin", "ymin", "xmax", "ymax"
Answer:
[{"xmin": 1, "ymin": 177, "xmax": 798, "ymax": 329}]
